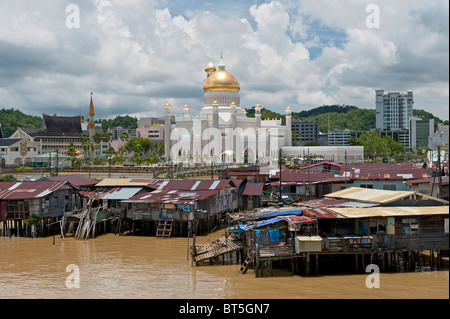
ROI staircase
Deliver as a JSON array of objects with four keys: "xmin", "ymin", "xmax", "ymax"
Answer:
[
  {"xmin": 240, "ymin": 251, "xmax": 254, "ymax": 274},
  {"xmin": 156, "ymin": 219, "xmax": 173, "ymax": 238}
]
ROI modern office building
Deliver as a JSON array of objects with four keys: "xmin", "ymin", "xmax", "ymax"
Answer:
[
  {"xmin": 291, "ymin": 118, "xmax": 320, "ymax": 145},
  {"xmin": 376, "ymin": 90, "xmax": 414, "ymax": 131}
]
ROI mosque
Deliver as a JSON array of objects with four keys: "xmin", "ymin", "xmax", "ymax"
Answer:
[{"xmin": 164, "ymin": 57, "xmax": 292, "ymax": 165}]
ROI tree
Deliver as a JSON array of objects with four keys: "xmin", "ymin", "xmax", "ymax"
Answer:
[
  {"xmin": 67, "ymin": 141, "xmax": 78, "ymax": 167},
  {"xmin": 80, "ymin": 133, "xmax": 94, "ymax": 162},
  {"xmin": 357, "ymin": 132, "xmax": 389, "ymax": 160}
]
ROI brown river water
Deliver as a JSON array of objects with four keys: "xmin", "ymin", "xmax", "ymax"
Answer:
[{"xmin": 1, "ymin": 231, "xmax": 448, "ymax": 299}]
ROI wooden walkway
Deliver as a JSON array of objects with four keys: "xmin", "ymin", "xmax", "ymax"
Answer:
[{"xmin": 192, "ymin": 236, "xmax": 241, "ymax": 263}]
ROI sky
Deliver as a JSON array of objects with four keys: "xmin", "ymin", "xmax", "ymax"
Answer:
[{"xmin": 0, "ymin": 0, "xmax": 448, "ymax": 122}]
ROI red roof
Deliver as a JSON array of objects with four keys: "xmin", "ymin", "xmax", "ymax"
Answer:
[
  {"xmin": 241, "ymin": 183, "xmax": 264, "ymax": 196},
  {"xmin": 343, "ymin": 163, "xmax": 429, "ymax": 180},
  {"xmin": 299, "ymin": 161, "xmax": 342, "ymax": 170},
  {"xmin": 0, "ymin": 181, "xmax": 67, "ymax": 199},
  {"xmin": 125, "ymin": 189, "xmax": 219, "ymax": 204},
  {"xmin": 302, "ymin": 207, "xmax": 347, "ymax": 219},
  {"xmin": 150, "ymin": 179, "xmax": 232, "ymax": 191},
  {"xmin": 46, "ymin": 174, "xmax": 98, "ymax": 186}
]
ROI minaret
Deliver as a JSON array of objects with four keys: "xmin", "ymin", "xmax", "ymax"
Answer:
[
  {"xmin": 164, "ymin": 103, "xmax": 171, "ymax": 160},
  {"xmin": 212, "ymin": 100, "xmax": 219, "ymax": 128},
  {"xmin": 88, "ymin": 92, "xmax": 95, "ymax": 139},
  {"xmin": 204, "ymin": 61, "xmax": 216, "ymax": 79},
  {"xmin": 182, "ymin": 104, "xmax": 191, "ymax": 119},
  {"xmin": 255, "ymin": 104, "xmax": 261, "ymax": 129},
  {"xmin": 285, "ymin": 106, "xmax": 292, "ymax": 147}
]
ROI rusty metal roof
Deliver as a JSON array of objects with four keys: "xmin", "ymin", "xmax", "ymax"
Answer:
[
  {"xmin": 95, "ymin": 179, "xmax": 154, "ymax": 187},
  {"xmin": 324, "ymin": 187, "xmax": 420, "ymax": 204},
  {"xmin": 0, "ymin": 181, "xmax": 67, "ymax": 199},
  {"xmin": 79, "ymin": 187, "xmax": 143, "ymax": 200},
  {"xmin": 124, "ymin": 189, "xmax": 220, "ymax": 204},
  {"xmin": 332, "ymin": 206, "xmax": 449, "ymax": 218},
  {"xmin": 46, "ymin": 174, "xmax": 98, "ymax": 186},
  {"xmin": 153, "ymin": 179, "xmax": 232, "ymax": 191},
  {"xmin": 241, "ymin": 183, "xmax": 264, "ymax": 196}
]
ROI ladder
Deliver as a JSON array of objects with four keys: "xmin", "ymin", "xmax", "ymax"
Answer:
[
  {"xmin": 156, "ymin": 219, "xmax": 173, "ymax": 238},
  {"xmin": 240, "ymin": 251, "xmax": 254, "ymax": 274}
]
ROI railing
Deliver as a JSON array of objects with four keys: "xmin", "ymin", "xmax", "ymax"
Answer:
[{"xmin": 320, "ymin": 234, "xmax": 449, "ymax": 252}]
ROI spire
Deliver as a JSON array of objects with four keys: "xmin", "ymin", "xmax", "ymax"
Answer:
[
  {"xmin": 218, "ymin": 51, "xmax": 225, "ymax": 70},
  {"xmin": 89, "ymin": 92, "xmax": 95, "ymax": 117}
]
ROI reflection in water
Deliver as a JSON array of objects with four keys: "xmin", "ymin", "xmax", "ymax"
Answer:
[{"xmin": 1, "ymin": 232, "xmax": 448, "ymax": 299}]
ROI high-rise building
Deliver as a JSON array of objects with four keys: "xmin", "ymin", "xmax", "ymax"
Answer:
[{"xmin": 376, "ymin": 90, "xmax": 414, "ymax": 131}]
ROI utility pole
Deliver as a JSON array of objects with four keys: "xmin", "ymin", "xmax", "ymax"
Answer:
[
  {"xmin": 437, "ymin": 146, "xmax": 443, "ymax": 199},
  {"xmin": 279, "ymin": 149, "xmax": 282, "ymax": 202},
  {"xmin": 345, "ymin": 150, "xmax": 347, "ymax": 189}
]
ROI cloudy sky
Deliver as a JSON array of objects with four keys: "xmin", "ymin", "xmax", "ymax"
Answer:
[{"xmin": 0, "ymin": 0, "xmax": 448, "ymax": 122}]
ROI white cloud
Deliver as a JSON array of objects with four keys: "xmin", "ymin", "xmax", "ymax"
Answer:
[{"xmin": 0, "ymin": 0, "xmax": 448, "ymax": 122}]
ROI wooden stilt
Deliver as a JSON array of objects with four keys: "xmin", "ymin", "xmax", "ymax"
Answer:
[
  {"xmin": 306, "ymin": 253, "xmax": 310, "ymax": 276},
  {"xmin": 315, "ymin": 254, "xmax": 319, "ymax": 275}
]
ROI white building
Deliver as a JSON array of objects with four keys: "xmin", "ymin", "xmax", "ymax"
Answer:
[
  {"xmin": 0, "ymin": 138, "xmax": 38, "ymax": 167},
  {"xmin": 429, "ymin": 124, "xmax": 449, "ymax": 150},
  {"xmin": 376, "ymin": 90, "xmax": 414, "ymax": 131},
  {"xmin": 165, "ymin": 58, "xmax": 291, "ymax": 165}
]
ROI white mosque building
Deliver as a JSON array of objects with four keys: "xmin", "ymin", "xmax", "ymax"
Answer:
[{"xmin": 164, "ymin": 58, "xmax": 363, "ymax": 165}]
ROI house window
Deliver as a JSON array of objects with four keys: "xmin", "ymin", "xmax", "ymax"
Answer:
[
  {"xmin": 360, "ymin": 184, "xmax": 373, "ymax": 189},
  {"xmin": 402, "ymin": 218, "xmax": 418, "ymax": 235},
  {"xmin": 383, "ymin": 183, "xmax": 396, "ymax": 191}
]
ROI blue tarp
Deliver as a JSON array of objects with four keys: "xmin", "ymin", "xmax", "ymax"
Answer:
[
  {"xmin": 239, "ymin": 217, "xmax": 283, "ymax": 231},
  {"xmin": 253, "ymin": 209, "xmax": 303, "ymax": 220},
  {"xmin": 176, "ymin": 204, "xmax": 191, "ymax": 212}
]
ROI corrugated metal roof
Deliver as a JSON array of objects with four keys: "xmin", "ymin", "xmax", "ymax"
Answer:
[
  {"xmin": 124, "ymin": 189, "xmax": 219, "ymax": 204},
  {"xmin": 79, "ymin": 187, "xmax": 142, "ymax": 200},
  {"xmin": 46, "ymin": 174, "xmax": 98, "ymax": 186},
  {"xmin": 302, "ymin": 207, "xmax": 347, "ymax": 219},
  {"xmin": 241, "ymin": 183, "xmax": 264, "ymax": 196},
  {"xmin": 95, "ymin": 179, "xmax": 154, "ymax": 187},
  {"xmin": 324, "ymin": 187, "xmax": 418, "ymax": 204},
  {"xmin": 155, "ymin": 180, "xmax": 232, "ymax": 191},
  {"xmin": 331, "ymin": 206, "xmax": 449, "ymax": 218},
  {"xmin": 0, "ymin": 181, "xmax": 67, "ymax": 199}
]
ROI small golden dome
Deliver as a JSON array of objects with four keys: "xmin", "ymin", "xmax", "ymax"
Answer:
[
  {"xmin": 286, "ymin": 106, "xmax": 292, "ymax": 111},
  {"xmin": 203, "ymin": 70, "xmax": 240, "ymax": 93},
  {"xmin": 255, "ymin": 104, "xmax": 261, "ymax": 108},
  {"xmin": 183, "ymin": 104, "xmax": 190, "ymax": 109},
  {"xmin": 205, "ymin": 61, "xmax": 217, "ymax": 73},
  {"xmin": 164, "ymin": 103, "xmax": 171, "ymax": 108}
]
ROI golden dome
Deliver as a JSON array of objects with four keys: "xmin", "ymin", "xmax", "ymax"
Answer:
[
  {"xmin": 164, "ymin": 103, "xmax": 171, "ymax": 108},
  {"xmin": 286, "ymin": 106, "xmax": 292, "ymax": 111},
  {"xmin": 204, "ymin": 62, "xmax": 217, "ymax": 73},
  {"xmin": 183, "ymin": 104, "xmax": 190, "ymax": 109},
  {"xmin": 203, "ymin": 70, "xmax": 240, "ymax": 93}
]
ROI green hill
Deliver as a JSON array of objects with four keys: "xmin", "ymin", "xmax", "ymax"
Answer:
[{"xmin": 0, "ymin": 108, "xmax": 42, "ymax": 137}]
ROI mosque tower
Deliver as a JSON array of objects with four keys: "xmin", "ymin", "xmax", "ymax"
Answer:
[
  {"xmin": 203, "ymin": 56, "xmax": 240, "ymax": 107},
  {"xmin": 88, "ymin": 92, "xmax": 95, "ymax": 139}
]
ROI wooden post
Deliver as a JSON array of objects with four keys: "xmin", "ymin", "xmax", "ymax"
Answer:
[
  {"xmin": 355, "ymin": 254, "xmax": 359, "ymax": 273},
  {"xmin": 430, "ymin": 249, "xmax": 434, "ymax": 270},
  {"xmin": 306, "ymin": 253, "xmax": 310, "ymax": 276},
  {"xmin": 418, "ymin": 250, "xmax": 422, "ymax": 271},
  {"xmin": 315, "ymin": 254, "xmax": 319, "ymax": 275},
  {"xmin": 387, "ymin": 252, "xmax": 392, "ymax": 271},
  {"xmin": 394, "ymin": 252, "xmax": 399, "ymax": 272}
]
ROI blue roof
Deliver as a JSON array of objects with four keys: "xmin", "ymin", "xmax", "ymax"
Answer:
[
  {"xmin": 254, "ymin": 209, "xmax": 303, "ymax": 220},
  {"xmin": 239, "ymin": 217, "xmax": 284, "ymax": 231}
]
